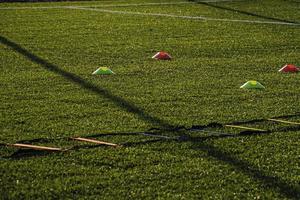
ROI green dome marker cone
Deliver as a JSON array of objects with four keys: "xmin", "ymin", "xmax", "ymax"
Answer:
[
  {"xmin": 240, "ymin": 80, "xmax": 265, "ymax": 89},
  {"xmin": 92, "ymin": 67, "xmax": 114, "ymax": 75}
]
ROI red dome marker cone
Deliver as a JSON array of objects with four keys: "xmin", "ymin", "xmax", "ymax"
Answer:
[
  {"xmin": 152, "ymin": 51, "xmax": 172, "ymax": 60},
  {"xmin": 278, "ymin": 64, "xmax": 299, "ymax": 73}
]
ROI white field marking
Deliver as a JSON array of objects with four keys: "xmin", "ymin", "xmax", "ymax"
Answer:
[
  {"xmin": 0, "ymin": 1, "xmax": 243, "ymax": 10},
  {"xmin": 66, "ymin": 6, "xmax": 300, "ymax": 26},
  {"xmin": 1, "ymin": 3, "xmax": 299, "ymax": 26},
  {"xmin": 0, "ymin": 2, "xmax": 192, "ymax": 10},
  {"xmin": 88, "ymin": 2, "xmax": 193, "ymax": 8},
  {"xmin": 0, "ymin": 6, "xmax": 68, "ymax": 10},
  {"xmin": 196, "ymin": 0, "xmax": 240, "ymax": 2}
]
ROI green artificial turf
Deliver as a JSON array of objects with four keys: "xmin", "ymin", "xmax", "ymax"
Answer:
[{"xmin": 0, "ymin": 0, "xmax": 300, "ymax": 199}]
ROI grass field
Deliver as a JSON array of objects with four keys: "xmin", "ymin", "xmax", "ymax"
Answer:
[{"xmin": 1, "ymin": 0, "xmax": 300, "ymax": 199}]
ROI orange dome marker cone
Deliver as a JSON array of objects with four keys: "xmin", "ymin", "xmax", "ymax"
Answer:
[
  {"xmin": 278, "ymin": 64, "xmax": 299, "ymax": 73},
  {"xmin": 152, "ymin": 51, "xmax": 172, "ymax": 60}
]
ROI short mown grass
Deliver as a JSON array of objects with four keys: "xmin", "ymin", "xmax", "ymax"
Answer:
[{"xmin": 0, "ymin": 0, "xmax": 299, "ymax": 199}]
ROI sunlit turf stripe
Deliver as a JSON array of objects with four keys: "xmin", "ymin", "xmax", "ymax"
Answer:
[
  {"xmin": 66, "ymin": 6, "xmax": 300, "ymax": 26},
  {"xmin": 225, "ymin": 125, "xmax": 266, "ymax": 132},
  {"xmin": 268, "ymin": 118, "xmax": 300, "ymax": 125},
  {"xmin": 7, "ymin": 143, "xmax": 64, "ymax": 151}
]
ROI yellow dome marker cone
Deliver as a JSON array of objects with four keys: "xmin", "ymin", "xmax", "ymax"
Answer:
[
  {"xmin": 92, "ymin": 67, "xmax": 114, "ymax": 75},
  {"xmin": 240, "ymin": 80, "xmax": 265, "ymax": 89}
]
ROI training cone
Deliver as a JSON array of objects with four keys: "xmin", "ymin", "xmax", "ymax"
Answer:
[
  {"xmin": 92, "ymin": 67, "xmax": 114, "ymax": 75},
  {"xmin": 152, "ymin": 51, "xmax": 172, "ymax": 60},
  {"xmin": 278, "ymin": 64, "xmax": 299, "ymax": 73},
  {"xmin": 240, "ymin": 80, "xmax": 265, "ymax": 89}
]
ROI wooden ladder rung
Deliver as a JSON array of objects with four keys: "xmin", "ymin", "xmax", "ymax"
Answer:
[
  {"xmin": 72, "ymin": 137, "xmax": 119, "ymax": 147},
  {"xmin": 225, "ymin": 125, "xmax": 266, "ymax": 132},
  {"xmin": 268, "ymin": 118, "xmax": 300, "ymax": 125},
  {"xmin": 8, "ymin": 143, "xmax": 63, "ymax": 151}
]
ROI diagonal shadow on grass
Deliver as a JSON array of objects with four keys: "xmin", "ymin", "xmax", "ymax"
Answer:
[
  {"xmin": 4, "ymin": 148, "xmax": 56, "ymax": 159},
  {"xmin": 1, "ymin": 35, "xmax": 299, "ymax": 198},
  {"xmin": 190, "ymin": 140, "xmax": 300, "ymax": 199},
  {"xmin": 192, "ymin": 1, "xmax": 299, "ymax": 24},
  {"xmin": 126, "ymin": 130, "xmax": 300, "ymax": 198},
  {"xmin": 0, "ymin": 35, "xmax": 173, "ymax": 130}
]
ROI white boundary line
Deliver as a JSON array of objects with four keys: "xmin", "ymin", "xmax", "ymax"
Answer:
[
  {"xmin": 0, "ymin": 6, "xmax": 66, "ymax": 10},
  {"xmin": 67, "ymin": 6, "xmax": 300, "ymax": 26},
  {"xmin": 0, "ymin": 2, "xmax": 192, "ymax": 10},
  {"xmin": 89, "ymin": 2, "xmax": 193, "ymax": 8},
  {"xmin": 196, "ymin": 0, "xmax": 240, "ymax": 2},
  {"xmin": 0, "ymin": 3, "xmax": 299, "ymax": 26}
]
